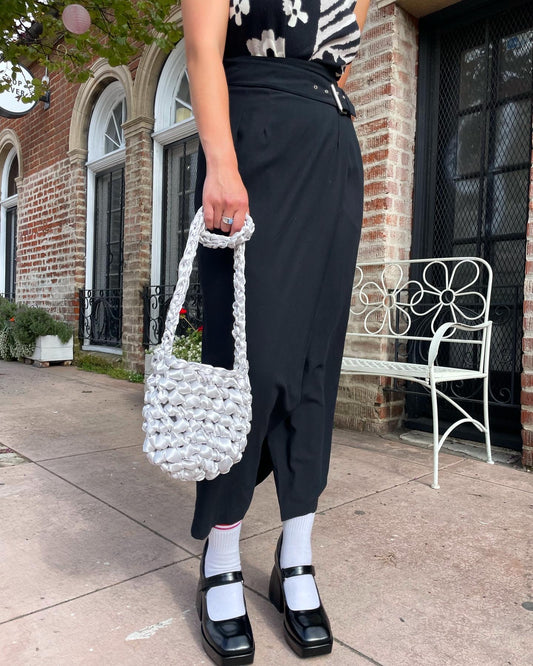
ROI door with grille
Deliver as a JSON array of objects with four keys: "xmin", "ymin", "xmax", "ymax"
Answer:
[
  {"xmin": 92, "ymin": 166, "xmax": 124, "ymax": 346},
  {"xmin": 410, "ymin": 0, "xmax": 533, "ymax": 448},
  {"xmin": 161, "ymin": 135, "xmax": 201, "ymax": 329}
]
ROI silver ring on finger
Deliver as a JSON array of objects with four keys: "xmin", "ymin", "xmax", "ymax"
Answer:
[{"xmin": 221, "ymin": 216, "xmax": 234, "ymax": 226}]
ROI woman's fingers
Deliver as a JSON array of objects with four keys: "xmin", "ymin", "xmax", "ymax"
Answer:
[
  {"xmin": 230, "ymin": 208, "xmax": 246, "ymax": 235},
  {"xmin": 203, "ymin": 201, "xmax": 216, "ymax": 230},
  {"xmin": 202, "ymin": 169, "xmax": 249, "ymax": 233}
]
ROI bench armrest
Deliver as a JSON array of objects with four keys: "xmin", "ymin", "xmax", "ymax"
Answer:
[{"xmin": 428, "ymin": 321, "xmax": 492, "ymax": 369}]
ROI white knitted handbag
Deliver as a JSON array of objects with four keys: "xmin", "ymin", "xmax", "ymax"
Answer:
[{"xmin": 142, "ymin": 208, "xmax": 255, "ymax": 481}]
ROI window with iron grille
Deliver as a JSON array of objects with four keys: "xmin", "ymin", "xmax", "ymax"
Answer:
[
  {"xmin": 90, "ymin": 166, "xmax": 125, "ymax": 346},
  {"xmin": 0, "ymin": 150, "xmax": 18, "ymax": 301},
  {"xmin": 80, "ymin": 86, "xmax": 126, "ymax": 350},
  {"xmin": 411, "ymin": 0, "xmax": 533, "ymax": 448},
  {"xmin": 144, "ymin": 43, "xmax": 202, "ymax": 348}
]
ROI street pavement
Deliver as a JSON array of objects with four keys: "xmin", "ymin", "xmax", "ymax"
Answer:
[{"xmin": 0, "ymin": 359, "xmax": 531, "ymax": 665}]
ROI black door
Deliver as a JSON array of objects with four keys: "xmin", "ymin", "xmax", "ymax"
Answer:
[
  {"xmin": 91, "ymin": 166, "xmax": 125, "ymax": 346},
  {"xmin": 410, "ymin": 0, "xmax": 533, "ymax": 449},
  {"xmin": 4, "ymin": 207, "xmax": 17, "ymax": 300}
]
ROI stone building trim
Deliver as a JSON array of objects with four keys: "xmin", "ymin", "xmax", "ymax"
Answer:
[
  {"xmin": 0, "ymin": 133, "xmax": 20, "ymax": 298},
  {"xmin": 151, "ymin": 40, "xmax": 197, "ymax": 287},
  {"xmin": 69, "ymin": 60, "xmax": 133, "ymax": 156}
]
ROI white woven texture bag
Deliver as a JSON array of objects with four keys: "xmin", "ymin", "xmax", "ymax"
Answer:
[{"xmin": 142, "ymin": 208, "xmax": 255, "ymax": 481}]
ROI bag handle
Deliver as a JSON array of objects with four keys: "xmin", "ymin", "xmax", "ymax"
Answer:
[{"xmin": 161, "ymin": 207, "xmax": 255, "ymax": 374}]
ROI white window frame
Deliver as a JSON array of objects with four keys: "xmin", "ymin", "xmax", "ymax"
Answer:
[
  {"xmin": 151, "ymin": 40, "xmax": 198, "ymax": 287},
  {"xmin": 83, "ymin": 81, "xmax": 126, "ymax": 353},
  {"xmin": 0, "ymin": 146, "xmax": 18, "ymax": 298}
]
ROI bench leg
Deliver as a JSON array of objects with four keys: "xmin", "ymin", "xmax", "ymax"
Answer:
[
  {"xmin": 483, "ymin": 374, "xmax": 494, "ymax": 465},
  {"xmin": 431, "ymin": 381, "xmax": 440, "ymax": 490}
]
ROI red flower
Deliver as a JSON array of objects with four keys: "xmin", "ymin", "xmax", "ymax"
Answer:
[
  {"xmin": 9, "ymin": 317, "xmax": 15, "ymax": 322},
  {"xmin": 179, "ymin": 308, "xmax": 187, "ymax": 315},
  {"xmin": 198, "ymin": 326, "xmax": 204, "ymax": 332}
]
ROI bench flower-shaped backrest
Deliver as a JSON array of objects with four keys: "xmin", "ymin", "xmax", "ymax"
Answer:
[{"xmin": 350, "ymin": 258, "xmax": 492, "ymax": 339}]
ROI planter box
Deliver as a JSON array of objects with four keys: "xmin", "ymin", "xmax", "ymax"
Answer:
[
  {"xmin": 29, "ymin": 335, "xmax": 73, "ymax": 363},
  {"xmin": 145, "ymin": 353, "xmax": 153, "ymax": 380}
]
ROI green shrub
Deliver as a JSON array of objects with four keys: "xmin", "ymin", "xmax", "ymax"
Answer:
[
  {"xmin": 0, "ymin": 303, "xmax": 73, "ymax": 361},
  {"xmin": 0, "ymin": 296, "xmax": 17, "ymax": 324},
  {"xmin": 12, "ymin": 307, "xmax": 72, "ymax": 348}
]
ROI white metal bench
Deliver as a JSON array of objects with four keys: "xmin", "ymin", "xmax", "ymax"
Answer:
[{"xmin": 342, "ymin": 257, "xmax": 494, "ymax": 489}]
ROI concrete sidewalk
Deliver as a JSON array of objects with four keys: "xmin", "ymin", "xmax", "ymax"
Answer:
[{"xmin": 0, "ymin": 359, "xmax": 531, "ymax": 665}]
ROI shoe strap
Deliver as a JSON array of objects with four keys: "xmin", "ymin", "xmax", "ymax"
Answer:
[
  {"xmin": 281, "ymin": 564, "xmax": 316, "ymax": 579},
  {"xmin": 200, "ymin": 570, "xmax": 244, "ymax": 592}
]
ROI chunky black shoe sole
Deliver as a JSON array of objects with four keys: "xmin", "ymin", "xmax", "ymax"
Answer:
[
  {"xmin": 269, "ymin": 536, "xmax": 333, "ymax": 659},
  {"xmin": 197, "ymin": 542, "xmax": 255, "ymax": 666}
]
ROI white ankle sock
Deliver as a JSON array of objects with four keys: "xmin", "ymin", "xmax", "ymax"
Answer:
[
  {"xmin": 204, "ymin": 522, "xmax": 246, "ymax": 621},
  {"xmin": 280, "ymin": 513, "xmax": 320, "ymax": 611}
]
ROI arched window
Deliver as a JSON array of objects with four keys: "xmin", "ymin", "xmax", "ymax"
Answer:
[
  {"xmin": 82, "ymin": 82, "xmax": 126, "ymax": 351},
  {"xmin": 0, "ymin": 147, "xmax": 19, "ymax": 301},
  {"xmin": 146, "ymin": 41, "xmax": 200, "ymax": 346}
]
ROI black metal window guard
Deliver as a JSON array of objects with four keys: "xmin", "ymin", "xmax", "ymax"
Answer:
[
  {"xmin": 143, "ymin": 283, "xmax": 202, "ymax": 349},
  {"xmin": 78, "ymin": 288, "xmax": 123, "ymax": 348}
]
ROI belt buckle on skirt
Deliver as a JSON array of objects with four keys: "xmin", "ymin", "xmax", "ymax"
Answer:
[{"xmin": 330, "ymin": 84, "xmax": 350, "ymax": 116}]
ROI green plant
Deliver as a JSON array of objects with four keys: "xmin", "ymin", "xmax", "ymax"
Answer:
[
  {"xmin": 0, "ymin": 298, "xmax": 20, "ymax": 360},
  {"xmin": 12, "ymin": 306, "xmax": 72, "ymax": 346},
  {"xmin": 171, "ymin": 308, "xmax": 203, "ymax": 362},
  {"xmin": 1, "ymin": 1, "xmax": 182, "ymax": 102},
  {"xmin": 0, "ymin": 303, "xmax": 73, "ymax": 361},
  {"xmin": 75, "ymin": 353, "xmax": 144, "ymax": 383},
  {"xmin": 0, "ymin": 296, "xmax": 17, "ymax": 324}
]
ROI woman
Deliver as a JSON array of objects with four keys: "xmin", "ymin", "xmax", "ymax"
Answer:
[{"xmin": 181, "ymin": 1, "xmax": 370, "ymax": 663}]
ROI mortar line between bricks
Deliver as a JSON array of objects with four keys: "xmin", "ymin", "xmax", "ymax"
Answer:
[
  {"xmin": 32, "ymin": 461, "xmax": 195, "ymax": 552},
  {"xmin": 0, "ymin": 558, "xmax": 195, "ymax": 627}
]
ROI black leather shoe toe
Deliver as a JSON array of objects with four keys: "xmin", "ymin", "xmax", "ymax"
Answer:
[
  {"xmin": 197, "ymin": 543, "xmax": 254, "ymax": 665},
  {"xmin": 268, "ymin": 535, "xmax": 333, "ymax": 658}
]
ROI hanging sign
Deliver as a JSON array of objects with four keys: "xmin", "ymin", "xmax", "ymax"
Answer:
[{"xmin": 0, "ymin": 62, "xmax": 37, "ymax": 118}]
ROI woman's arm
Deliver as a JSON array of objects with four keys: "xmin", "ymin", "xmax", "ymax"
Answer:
[
  {"xmin": 181, "ymin": 0, "xmax": 248, "ymax": 234},
  {"xmin": 338, "ymin": 0, "xmax": 371, "ymax": 89}
]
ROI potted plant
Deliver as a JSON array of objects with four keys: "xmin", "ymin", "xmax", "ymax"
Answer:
[{"xmin": 0, "ymin": 298, "xmax": 73, "ymax": 365}]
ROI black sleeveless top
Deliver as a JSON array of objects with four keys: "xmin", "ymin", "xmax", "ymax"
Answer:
[{"xmin": 225, "ymin": 0, "xmax": 361, "ymax": 77}]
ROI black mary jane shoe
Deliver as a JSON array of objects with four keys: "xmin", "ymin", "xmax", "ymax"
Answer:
[
  {"xmin": 268, "ymin": 535, "xmax": 333, "ymax": 659},
  {"xmin": 196, "ymin": 542, "xmax": 255, "ymax": 666}
]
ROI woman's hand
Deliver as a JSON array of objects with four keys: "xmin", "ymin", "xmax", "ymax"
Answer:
[{"xmin": 203, "ymin": 164, "xmax": 249, "ymax": 235}]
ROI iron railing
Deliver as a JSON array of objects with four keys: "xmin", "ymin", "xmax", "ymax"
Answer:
[
  {"xmin": 143, "ymin": 282, "xmax": 202, "ymax": 348},
  {"xmin": 78, "ymin": 288, "xmax": 122, "ymax": 347}
]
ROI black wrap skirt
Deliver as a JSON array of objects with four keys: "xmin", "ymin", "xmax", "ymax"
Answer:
[{"xmin": 191, "ymin": 56, "xmax": 363, "ymax": 540}]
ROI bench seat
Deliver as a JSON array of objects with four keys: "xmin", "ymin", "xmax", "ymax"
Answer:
[{"xmin": 341, "ymin": 358, "xmax": 486, "ymax": 383}]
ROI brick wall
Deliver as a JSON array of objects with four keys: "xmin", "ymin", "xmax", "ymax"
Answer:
[
  {"xmin": 0, "ymin": 67, "xmax": 85, "ymax": 328},
  {"xmin": 15, "ymin": 157, "xmax": 85, "ymax": 323},
  {"xmin": 121, "ymin": 119, "xmax": 154, "ymax": 371},
  {"xmin": 335, "ymin": 2, "xmax": 419, "ymax": 432}
]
